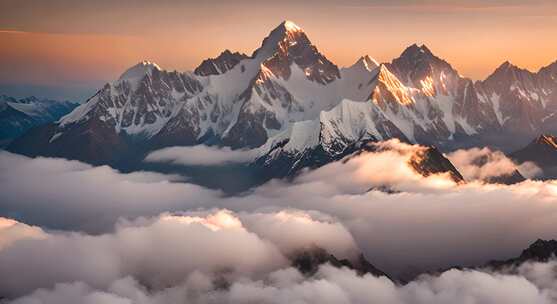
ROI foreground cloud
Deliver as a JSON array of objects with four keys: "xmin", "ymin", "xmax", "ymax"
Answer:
[
  {"xmin": 144, "ymin": 145, "xmax": 258, "ymax": 166},
  {"xmin": 7, "ymin": 262, "xmax": 557, "ymax": 304},
  {"xmin": 3, "ymin": 214, "xmax": 556, "ymax": 304},
  {"xmin": 0, "ymin": 210, "xmax": 358, "ymax": 297}
]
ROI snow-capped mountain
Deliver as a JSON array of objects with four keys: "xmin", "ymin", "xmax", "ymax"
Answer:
[
  {"xmin": 0, "ymin": 95, "xmax": 77, "ymax": 146},
  {"xmin": 255, "ymin": 44, "xmax": 557, "ymax": 176},
  {"xmin": 8, "ymin": 21, "xmax": 557, "ymax": 172}
]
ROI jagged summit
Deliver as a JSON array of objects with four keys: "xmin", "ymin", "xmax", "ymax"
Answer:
[
  {"xmin": 490, "ymin": 60, "xmax": 527, "ymax": 75},
  {"xmin": 484, "ymin": 60, "xmax": 537, "ymax": 84},
  {"xmin": 194, "ymin": 49, "xmax": 248, "ymax": 76},
  {"xmin": 488, "ymin": 239, "xmax": 557, "ymax": 269},
  {"xmin": 250, "ymin": 20, "xmax": 339, "ymax": 84},
  {"xmin": 499, "ymin": 60, "xmax": 514, "ymax": 68},
  {"xmin": 351, "ymin": 55, "xmax": 379, "ymax": 71},
  {"xmin": 387, "ymin": 43, "xmax": 460, "ymax": 95},
  {"xmin": 252, "ymin": 20, "xmax": 309, "ymax": 59},
  {"xmin": 481, "ymin": 60, "xmax": 541, "ymax": 109},
  {"xmin": 400, "ymin": 43, "xmax": 433, "ymax": 58}
]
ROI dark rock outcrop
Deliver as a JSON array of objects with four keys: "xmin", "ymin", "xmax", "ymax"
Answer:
[
  {"xmin": 290, "ymin": 246, "xmax": 391, "ymax": 280},
  {"xmin": 408, "ymin": 146, "xmax": 465, "ymax": 183},
  {"xmin": 511, "ymin": 134, "xmax": 557, "ymax": 178},
  {"xmin": 194, "ymin": 50, "xmax": 248, "ymax": 76},
  {"xmin": 487, "ymin": 239, "xmax": 557, "ymax": 269}
]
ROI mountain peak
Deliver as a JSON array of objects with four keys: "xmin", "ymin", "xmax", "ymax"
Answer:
[
  {"xmin": 497, "ymin": 60, "xmax": 517, "ymax": 71},
  {"xmin": 281, "ymin": 20, "xmax": 302, "ymax": 32},
  {"xmin": 353, "ymin": 55, "xmax": 379, "ymax": 71},
  {"xmin": 252, "ymin": 20, "xmax": 339, "ymax": 84},
  {"xmin": 482, "ymin": 60, "xmax": 536, "ymax": 89},
  {"xmin": 492, "ymin": 60, "xmax": 535, "ymax": 76},
  {"xmin": 119, "ymin": 61, "xmax": 161, "ymax": 82},
  {"xmin": 519, "ymin": 239, "xmax": 557, "ymax": 261},
  {"xmin": 194, "ymin": 50, "xmax": 248, "ymax": 76},
  {"xmin": 388, "ymin": 43, "xmax": 459, "ymax": 91},
  {"xmin": 400, "ymin": 43, "xmax": 433, "ymax": 58},
  {"xmin": 252, "ymin": 20, "xmax": 309, "ymax": 59}
]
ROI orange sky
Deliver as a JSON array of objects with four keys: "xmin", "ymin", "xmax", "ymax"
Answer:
[{"xmin": 1, "ymin": 0, "xmax": 556, "ymax": 101}]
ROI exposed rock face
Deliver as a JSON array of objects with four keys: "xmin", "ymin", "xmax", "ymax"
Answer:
[
  {"xmin": 511, "ymin": 134, "xmax": 557, "ymax": 178},
  {"xmin": 254, "ymin": 21, "xmax": 340, "ymax": 85},
  {"xmin": 487, "ymin": 239, "xmax": 557, "ymax": 269},
  {"xmin": 512, "ymin": 134, "xmax": 557, "ymax": 166},
  {"xmin": 194, "ymin": 50, "xmax": 249, "ymax": 76},
  {"xmin": 290, "ymin": 246, "xmax": 391, "ymax": 280},
  {"xmin": 408, "ymin": 146, "xmax": 464, "ymax": 183},
  {"xmin": 7, "ymin": 21, "xmax": 557, "ymax": 175},
  {"xmin": 478, "ymin": 62, "xmax": 546, "ymax": 139},
  {"xmin": 484, "ymin": 170, "xmax": 526, "ymax": 185},
  {"xmin": 425, "ymin": 238, "xmax": 557, "ymax": 284}
]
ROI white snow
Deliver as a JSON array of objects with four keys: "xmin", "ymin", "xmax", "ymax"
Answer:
[
  {"xmin": 49, "ymin": 132, "xmax": 63, "ymax": 143},
  {"xmin": 283, "ymin": 20, "xmax": 301, "ymax": 32}
]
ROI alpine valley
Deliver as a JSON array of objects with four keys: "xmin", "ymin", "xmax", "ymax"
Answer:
[{"xmin": 7, "ymin": 21, "xmax": 557, "ymax": 186}]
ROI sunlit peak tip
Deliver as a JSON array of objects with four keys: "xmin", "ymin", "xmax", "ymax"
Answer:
[
  {"xmin": 282, "ymin": 20, "xmax": 301, "ymax": 31},
  {"xmin": 138, "ymin": 60, "xmax": 161, "ymax": 70}
]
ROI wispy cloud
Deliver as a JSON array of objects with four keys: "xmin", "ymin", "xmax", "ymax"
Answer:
[
  {"xmin": 0, "ymin": 30, "xmax": 29, "ymax": 34},
  {"xmin": 145, "ymin": 145, "xmax": 259, "ymax": 166}
]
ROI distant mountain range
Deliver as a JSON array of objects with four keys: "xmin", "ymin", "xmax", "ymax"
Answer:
[
  {"xmin": 6, "ymin": 20, "xmax": 557, "ymax": 180},
  {"xmin": 0, "ymin": 95, "xmax": 77, "ymax": 147}
]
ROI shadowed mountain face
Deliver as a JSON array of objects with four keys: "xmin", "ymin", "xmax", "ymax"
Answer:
[
  {"xmin": 484, "ymin": 169, "xmax": 525, "ymax": 185},
  {"xmin": 0, "ymin": 95, "xmax": 77, "ymax": 147},
  {"xmin": 7, "ymin": 21, "xmax": 557, "ymax": 178},
  {"xmin": 425, "ymin": 238, "xmax": 557, "ymax": 284},
  {"xmin": 194, "ymin": 50, "xmax": 249, "ymax": 76},
  {"xmin": 486, "ymin": 239, "xmax": 557, "ymax": 270},
  {"xmin": 290, "ymin": 246, "xmax": 391, "ymax": 280},
  {"xmin": 408, "ymin": 146, "xmax": 464, "ymax": 183},
  {"xmin": 511, "ymin": 134, "xmax": 557, "ymax": 178}
]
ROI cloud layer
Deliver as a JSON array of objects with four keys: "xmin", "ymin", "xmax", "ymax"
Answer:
[
  {"xmin": 7, "ymin": 261, "xmax": 557, "ymax": 304},
  {"xmin": 3, "ymin": 140, "xmax": 557, "ymax": 302},
  {"xmin": 447, "ymin": 147, "xmax": 542, "ymax": 181},
  {"xmin": 3, "ymin": 215, "xmax": 557, "ymax": 304},
  {"xmin": 145, "ymin": 145, "xmax": 258, "ymax": 166},
  {"xmin": 0, "ymin": 210, "xmax": 361, "ymax": 297},
  {"xmin": 0, "ymin": 151, "xmax": 220, "ymax": 232}
]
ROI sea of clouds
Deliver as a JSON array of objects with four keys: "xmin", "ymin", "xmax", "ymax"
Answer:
[{"xmin": 1, "ymin": 139, "xmax": 557, "ymax": 303}]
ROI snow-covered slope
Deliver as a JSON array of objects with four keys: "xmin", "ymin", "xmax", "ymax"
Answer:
[
  {"xmin": 253, "ymin": 44, "xmax": 557, "ymax": 176},
  {"xmin": 8, "ymin": 21, "xmax": 557, "ymax": 171}
]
